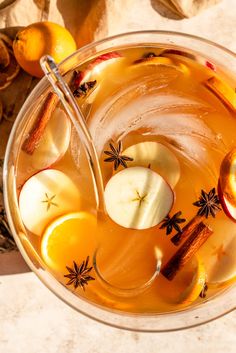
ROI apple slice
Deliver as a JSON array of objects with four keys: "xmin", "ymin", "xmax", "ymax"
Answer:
[
  {"xmin": 104, "ymin": 166, "xmax": 174, "ymax": 230},
  {"xmin": 19, "ymin": 169, "xmax": 81, "ymax": 236},
  {"xmin": 205, "ymin": 76, "xmax": 236, "ymax": 111},
  {"xmin": 26, "ymin": 108, "xmax": 71, "ymax": 170},
  {"xmin": 72, "ymin": 52, "xmax": 123, "ymax": 103},
  {"xmin": 74, "ymin": 52, "xmax": 123, "ymax": 86},
  {"xmin": 159, "ymin": 49, "xmax": 196, "ymax": 60},
  {"xmin": 218, "ymin": 181, "xmax": 236, "ymax": 222},
  {"xmin": 219, "ymin": 148, "xmax": 236, "ymax": 207},
  {"xmin": 221, "ymin": 195, "xmax": 236, "ymax": 222},
  {"xmin": 198, "ymin": 218, "xmax": 236, "ymax": 286},
  {"xmin": 121, "ymin": 142, "xmax": 180, "ymax": 189}
]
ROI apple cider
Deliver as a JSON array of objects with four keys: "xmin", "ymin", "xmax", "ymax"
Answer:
[{"xmin": 15, "ymin": 46, "xmax": 236, "ymax": 313}]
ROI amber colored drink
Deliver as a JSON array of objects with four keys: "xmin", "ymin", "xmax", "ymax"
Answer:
[{"xmin": 15, "ymin": 46, "xmax": 236, "ymax": 314}]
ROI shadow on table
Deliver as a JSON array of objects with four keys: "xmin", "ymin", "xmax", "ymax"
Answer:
[
  {"xmin": 56, "ymin": 0, "xmax": 108, "ymax": 48},
  {"xmin": 0, "ymin": 251, "xmax": 30, "ymax": 275}
]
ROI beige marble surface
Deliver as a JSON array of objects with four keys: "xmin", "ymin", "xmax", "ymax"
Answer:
[
  {"xmin": 1, "ymin": 272, "xmax": 236, "ymax": 353},
  {"xmin": 1, "ymin": 0, "xmax": 236, "ymax": 352}
]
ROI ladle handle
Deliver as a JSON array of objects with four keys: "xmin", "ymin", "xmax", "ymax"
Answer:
[{"xmin": 40, "ymin": 55, "xmax": 105, "ymax": 214}]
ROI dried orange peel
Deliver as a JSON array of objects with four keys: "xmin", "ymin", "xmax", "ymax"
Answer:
[
  {"xmin": 0, "ymin": 33, "xmax": 20, "ymax": 90},
  {"xmin": 0, "ymin": 33, "xmax": 13, "ymax": 49},
  {"xmin": 0, "ymin": 39, "xmax": 10, "ymax": 68}
]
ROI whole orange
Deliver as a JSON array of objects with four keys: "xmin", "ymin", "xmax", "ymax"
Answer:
[{"xmin": 13, "ymin": 21, "xmax": 77, "ymax": 78}]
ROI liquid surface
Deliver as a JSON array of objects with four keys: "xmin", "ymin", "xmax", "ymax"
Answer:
[{"xmin": 16, "ymin": 46, "xmax": 236, "ymax": 313}]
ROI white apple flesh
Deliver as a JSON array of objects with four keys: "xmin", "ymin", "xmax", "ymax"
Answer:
[
  {"xmin": 75, "ymin": 52, "xmax": 123, "ymax": 86},
  {"xmin": 122, "ymin": 141, "xmax": 180, "ymax": 188},
  {"xmin": 104, "ymin": 166, "xmax": 174, "ymax": 230},
  {"xmin": 19, "ymin": 169, "xmax": 81, "ymax": 235},
  {"xmin": 73, "ymin": 52, "xmax": 123, "ymax": 104}
]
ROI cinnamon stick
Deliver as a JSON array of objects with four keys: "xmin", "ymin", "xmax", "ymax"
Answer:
[
  {"xmin": 22, "ymin": 92, "xmax": 58, "ymax": 155},
  {"xmin": 161, "ymin": 222, "xmax": 212, "ymax": 281},
  {"xmin": 171, "ymin": 215, "xmax": 204, "ymax": 246}
]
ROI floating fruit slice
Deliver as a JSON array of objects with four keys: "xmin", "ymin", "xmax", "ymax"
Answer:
[
  {"xmin": 218, "ymin": 182, "xmax": 236, "ymax": 222},
  {"xmin": 80, "ymin": 52, "xmax": 122, "ymax": 84},
  {"xmin": 177, "ymin": 256, "xmax": 206, "ymax": 305},
  {"xmin": 198, "ymin": 218, "xmax": 236, "ymax": 286},
  {"xmin": 131, "ymin": 55, "xmax": 189, "ymax": 75},
  {"xmin": 205, "ymin": 76, "xmax": 236, "ymax": 111},
  {"xmin": 104, "ymin": 166, "xmax": 174, "ymax": 229},
  {"xmin": 220, "ymin": 194, "xmax": 236, "ymax": 222},
  {"xmin": 19, "ymin": 169, "xmax": 81, "ymax": 236},
  {"xmin": 84, "ymin": 52, "xmax": 122, "ymax": 81},
  {"xmin": 133, "ymin": 56, "xmax": 174, "ymax": 66},
  {"xmin": 219, "ymin": 148, "xmax": 236, "ymax": 207},
  {"xmin": 72, "ymin": 52, "xmax": 123, "ymax": 103},
  {"xmin": 28, "ymin": 108, "xmax": 71, "ymax": 170},
  {"xmin": 158, "ymin": 255, "xmax": 206, "ymax": 307},
  {"xmin": 122, "ymin": 142, "xmax": 180, "ymax": 188},
  {"xmin": 0, "ymin": 39, "xmax": 10, "ymax": 68},
  {"xmin": 41, "ymin": 212, "xmax": 96, "ymax": 272},
  {"xmin": 160, "ymin": 49, "xmax": 196, "ymax": 60}
]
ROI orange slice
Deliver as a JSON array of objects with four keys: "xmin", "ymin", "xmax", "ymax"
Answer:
[
  {"xmin": 0, "ymin": 39, "xmax": 10, "ymax": 68},
  {"xmin": 158, "ymin": 256, "xmax": 206, "ymax": 307},
  {"xmin": 133, "ymin": 56, "xmax": 174, "ymax": 66},
  {"xmin": 177, "ymin": 256, "xmax": 206, "ymax": 305},
  {"xmin": 131, "ymin": 55, "xmax": 189, "ymax": 75},
  {"xmin": 41, "ymin": 212, "xmax": 97, "ymax": 273}
]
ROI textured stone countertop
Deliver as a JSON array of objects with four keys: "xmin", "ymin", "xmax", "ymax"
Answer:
[{"xmin": 1, "ymin": 0, "xmax": 236, "ymax": 352}]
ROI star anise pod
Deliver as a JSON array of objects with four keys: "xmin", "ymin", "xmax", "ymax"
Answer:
[
  {"xmin": 103, "ymin": 141, "xmax": 133, "ymax": 171},
  {"xmin": 64, "ymin": 256, "xmax": 95, "ymax": 291},
  {"xmin": 159, "ymin": 211, "xmax": 186, "ymax": 235},
  {"xmin": 71, "ymin": 70, "xmax": 97, "ymax": 98},
  {"xmin": 193, "ymin": 188, "xmax": 221, "ymax": 218},
  {"xmin": 73, "ymin": 80, "xmax": 97, "ymax": 98}
]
